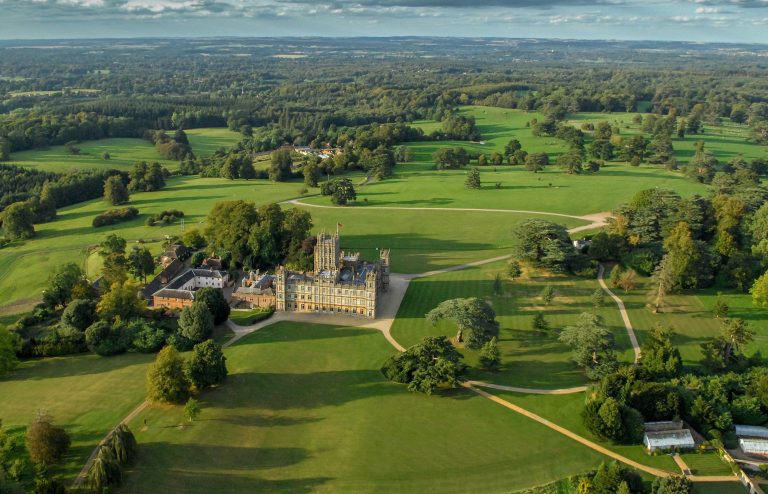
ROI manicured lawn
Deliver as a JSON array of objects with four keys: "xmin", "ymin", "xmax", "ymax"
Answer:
[
  {"xmin": 0, "ymin": 176, "xmax": 307, "ymax": 315},
  {"xmin": 692, "ymin": 482, "xmax": 746, "ymax": 494},
  {"xmin": 390, "ymin": 261, "xmax": 634, "ymax": 390},
  {"xmin": 121, "ymin": 322, "xmax": 609, "ymax": 493},
  {"xmin": 606, "ymin": 266, "xmax": 768, "ymax": 371},
  {"xmin": 0, "ymin": 352, "xmax": 154, "ymax": 482},
  {"xmin": 680, "ymin": 452, "xmax": 734, "ymax": 477},
  {"xmin": 493, "ymin": 391, "xmax": 679, "ymax": 474},
  {"xmin": 8, "ymin": 137, "xmax": 177, "ymax": 172},
  {"xmin": 185, "ymin": 128, "xmax": 243, "ymax": 158},
  {"xmin": 228, "ymin": 308, "xmax": 274, "ymax": 326}
]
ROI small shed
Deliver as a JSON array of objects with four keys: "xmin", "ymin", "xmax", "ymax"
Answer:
[
  {"xmin": 643, "ymin": 429, "xmax": 695, "ymax": 453},
  {"xmin": 735, "ymin": 425, "xmax": 768, "ymax": 439},
  {"xmin": 740, "ymin": 438, "xmax": 768, "ymax": 458}
]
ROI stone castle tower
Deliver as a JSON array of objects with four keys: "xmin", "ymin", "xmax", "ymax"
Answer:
[{"xmin": 314, "ymin": 231, "xmax": 340, "ymax": 275}]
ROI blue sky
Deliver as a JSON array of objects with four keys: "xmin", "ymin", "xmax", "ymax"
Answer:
[{"xmin": 1, "ymin": 0, "xmax": 767, "ymax": 42}]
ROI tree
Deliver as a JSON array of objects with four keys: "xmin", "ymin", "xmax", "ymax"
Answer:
[
  {"xmin": 751, "ymin": 271, "xmax": 768, "ymax": 307},
  {"xmin": 721, "ymin": 318, "xmax": 754, "ymax": 364},
  {"xmin": 188, "ymin": 339, "xmax": 228, "ymax": 389},
  {"xmin": 37, "ymin": 181, "xmax": 57, "ymax": 222},
  {"xmin": 103, "ymin": 175, "xmax": 129, "ymax": 206},
  {"xmin": 61, "ymin": 298, "xmax": 98, "ymax": 331},
  {"xmin": 269, "ymin": 149, "xmax": 292, "ymax": 182},
  {"xmin": 0, "ymin": 137, "xmax": 10, "ymax": 161},
  {"xmin": 524, "ymin": 152, "xmax": 549, "ymax": 173},
  {"xmin": 182, "ymin": 228, "xmax": 206, "ymax": 250},
  {"xmin": 184, "ymin": 398, "xmax": 201, "ymax": 422},
  {"xmin": 178, "ymin": 301, "xmax": 214, "ymax": 344},
  {"xmin": 651, "ymin": 475, "xmax": 692, "ymax": 494},
  {"xmin": 559, "ymin": 312, "xmax": 617, "ymax": 379},
  {"xmin": 0, "ymin": 327, "xmax": 20, "ymax": 376},
  {"xmin": 43, "ymin": 263, "xmax": 86, "ymax": 308},
  {"xmin": 303, "ymin": 161, "xmax": 320, "ymax": 187},
  {"xmin": 713, "ymin": 294, "xmax": 729, "ymax": 318},
  {"xmin": 557, "ymin": 149, "xmax": 584, "ymax": 174},
  {"xmin": 640, "ymin": 324, "xmax": 682, "ymax": 378},
  {"xmin": 85, "ymin": 320, "xmax": 130, "ymax": 356},
  {"xmin": 381, "ymin": 336, "xmax": 465, "ymax": 395},
  {"xmin": 512, "ymin": 219, "xmax": 573, "ymax": 272},
  {"xmin": 25, "ymin": 411, "xmax": 70, "ymax": 465},
  {"xmin": 146, "ymin": 346, "xmax": 191, "ymax": 403},
  {"xmin": 591, "ymin": 288, "xmax": 605, "ymax": 309},
  {"xmin": 617, "ymin": 269, "xmax": 637, "ymax": 292},
  {"xmin": 426, "ymin": 297, "xmax": 499, "ymax": 349},
  {"xmin": 321, "ymin": 178, "xmax": 357, "ymax": 206},
  {"xmin": 479, "ymin": 337, "xmax": 501, "ymax": 371},
  {"xmin": 663, "ymin": 222, "xmax": 713, "ymax": 290},
  {"xmin": 128, "ymin": 246, "xmax": 155, "ymax": 284},
  {"xmin": 507, "ymin": 260, "xmax": 522, "ymax": 280},
  {"xmin": 465, "ymin": 168, "xmax": 481, "ymax": 189},
  {"xmin": 532, "ymin": 312, "xmax": 548, "ymax": 331},
  {"xmin": 194, "ymin": 287, "xmax": 231, "ymax": 325},
  {"xmin": 648, "ymin": 256, "xmax": 674, "ymax": 313},
  {"xmin": 99, "ymin": 234, "xmax": 128, "ymax": 289},
  {"xmin": 97, "ymin": 281, "xmax": 146, "ymax": 321},
  {"xmin": 504, "ymin": 139, "xmax": 522, "ymax": 157},
  {"xmin": 540, "ymin": 285, "xmax": 555, "ymax": 305},
  {"xmin": 1, "ymin": 201, "xmax": 35, "ymax": 240}
]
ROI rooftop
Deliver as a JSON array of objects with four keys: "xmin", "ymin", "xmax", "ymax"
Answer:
[
  {"xmin": 740, "ymin": 438, "xmax": 768, "ymax": 454},
  {"xmin": 644, "ymin": 429, "xmax": 695, "ymax": 448},
  {"xmin": 735, "ymin": 425, "xmax": 768, "ymax": 439}
]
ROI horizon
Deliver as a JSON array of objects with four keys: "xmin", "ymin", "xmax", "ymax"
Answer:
[{"xmin": 2, "ymin": 0, "xmax": 768, "ymax": 44}]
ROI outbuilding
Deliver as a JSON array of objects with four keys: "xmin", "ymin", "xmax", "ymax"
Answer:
[
  {"xmin": 739, "ymin": 438, "xmax": 768, "ymax": 458},
  {"xmin": 643, "ymin": 429, "xmax": 695, "ymax": 453},
  {"xmin": 735, "ymin": 425, "xmax": 768, "ymax": 439}
]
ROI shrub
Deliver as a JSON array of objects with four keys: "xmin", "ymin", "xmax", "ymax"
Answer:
[
  {"xmin": 25, "ymin": 411, "xmax": 70, "ymax": 465},
  {"xmin": 146, "ymin": 209, "xmax": 184, "ymax": 226},
  {"xmin": 92, "ymin": 207, "xmax": 139, "ymax": 227},
  {"xmin": 84, "ymin": 321, "xmax": 130, "ymax": 356},
  {"xmin": 128, "ymin": 320, "xmax": 167, "ymax": 353},
  {"xmin": 60, "ymin": 298, "xmax": 98, "ymax": 331},
  {"xmin": 33, "ymin": 325, "xmax": 88, "ymax": 357}
]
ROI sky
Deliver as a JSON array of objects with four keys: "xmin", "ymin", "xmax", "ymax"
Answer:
[{"xmin": 1, "ymin": 0, "xmax": 767, "ymax": 43}]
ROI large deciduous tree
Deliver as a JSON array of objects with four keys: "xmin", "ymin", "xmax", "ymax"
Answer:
[
  {"xmin": 188, "ymin": 340, "xmax": 228, "ymax": 389},
  {"xmin": 381, "ymin": 336, "xmax": 465, "ymax": 395},
  {"xmin": 146, "ymin": 345, "xmax": 191, "ymax": 403},
  {"xmin": 0, "ymin": 327, "xmax": 20, "ymax": 376},
  {"xmin": 103, "ymin": 175, "xmax": 129, "ymax": 206},
  {"xmin": 1, "ymin": 201, "xmax": 35, "ymax": 240},
  {"xmin": 25, "ymin": 411, "xmax": 71, "ymax": 465},
  {"xmin": 426, "ymin": 297, "xmax": 499, "ymax": 349}
]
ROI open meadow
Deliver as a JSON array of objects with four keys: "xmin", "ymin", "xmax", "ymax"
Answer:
[{"xmin": 120, "ymin": 322, "xmax": 609, "ymax": 493}]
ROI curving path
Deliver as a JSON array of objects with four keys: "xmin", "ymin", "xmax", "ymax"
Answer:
[
  {"xmin": 597, "ymin": 264, "xmax": 642, "ymax": 363},
  {"xmin": 285, "ymin": 198, "xmax": 611, "ymax": 233}
]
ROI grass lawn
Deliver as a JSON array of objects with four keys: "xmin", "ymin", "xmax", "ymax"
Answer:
[
  {"xmin": 184, "ymin": 128, "xmax": 243, "ymax": 158},
  {"xmin": 493, "ymin": 391, "xmax": 679, "ymax": 474},
  {"xmin": 120, "ymin": 322, "xmax": 610, "ymax": 493},
  {"xmin": 391, "ymin": 261, "xmax": 635, "ymax": 390},
  {"xmin": 679, "ymin": 452, "xmax": 734, "ymax": 477},
  {"xmin": 692, "ymin": 482, "xmax": 746, "ymax": 494},
  {"xmin": 0, "ymin": 176, "xmax": 307, "ymax": 316},
  {"xmin": 228, "ymin": 308, "xmax": 274, "ymax": 326},
  {"xmin": 606, "ymin": 267, "xmax": 768, "ymax": 371},
  {"xmin": 8, "ymin": 138, "xmax": 177, "ymax": 173},
  {"xmin": 0, "ymin": 352, "xmax": 154, "ymax": 482}
]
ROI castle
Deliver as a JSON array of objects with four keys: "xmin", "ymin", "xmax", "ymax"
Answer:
[{"xmin": 274, "ymin": 231, "xmax": 390, "ymax": 319}]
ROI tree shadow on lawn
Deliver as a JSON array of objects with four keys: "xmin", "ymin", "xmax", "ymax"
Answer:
[
  {"xmin": 470, "ymin": 360, "xmax": 586, "ymax": 389},
  {"xmin": 134, "ymin": 442, "xmax": 315, "ymax": 471},
  {"xmin": 214, "ymin": 370, "xmax": 403, "ymax": 411},
  {"xmin": 364, "ymin": 197, "xmax": 454, "ymax": 207},
  {"xmin": 126, "ymin": 467, "xmax": 333, "ymax": 494},
  {"xmin": 229, "ymin": 325, "xmax": 373, "ymax": 347},
  {"xmin": 210, "ymin": 414, "xmax": 324, "ymax": 428},
  {"xmin": 2, "ymin": 353, "xmax": 153, "ymax": 382},
  {"xmin": 127, "ymin": 194, "xmax": 223, "ymax": 206}
]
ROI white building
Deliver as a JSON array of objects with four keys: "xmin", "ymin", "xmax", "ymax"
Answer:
[
  {"xmin": 740, "ymin": 438, "xmax": 768, "ymax": 458},
  {"xmin": 643, "ymin": 429, "xmax": 695, "ymax": 453}
]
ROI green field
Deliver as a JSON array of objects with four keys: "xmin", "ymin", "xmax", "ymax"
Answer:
[
  {"xmin": 391, "ymin": 261, "xmax": 634, "ymax": 389},
  {"xmin": 0, "ymin": 352, "xmax": 153, "ymax": 480},
  {"xmin": 8, "ymin": 137, "xmax": 177, "ymax": 173},
  {"xmin": 120, "ymin": 322, "xmax": 609, "ymax": 493},
  {"xmin": 679, "ymin": 453, "xmax": 734, "ymax": 477},
  {"xmin": 7, "ymin": 128, "xmax": 242, "ymax": 172},
  {"xmin": 607, "ymin": 267, "xmax": 768, "ymax": 370},
  {"xmin": 692, "ymin": 482, "xmax": 746, "ymax": 494},
  {"xmin": 0, "ymin": 176, "xmax": 308, "ymax": 315},
  {"xmin": 184, "ymin": 128, "xmax": 242, "ymax": 158}
]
